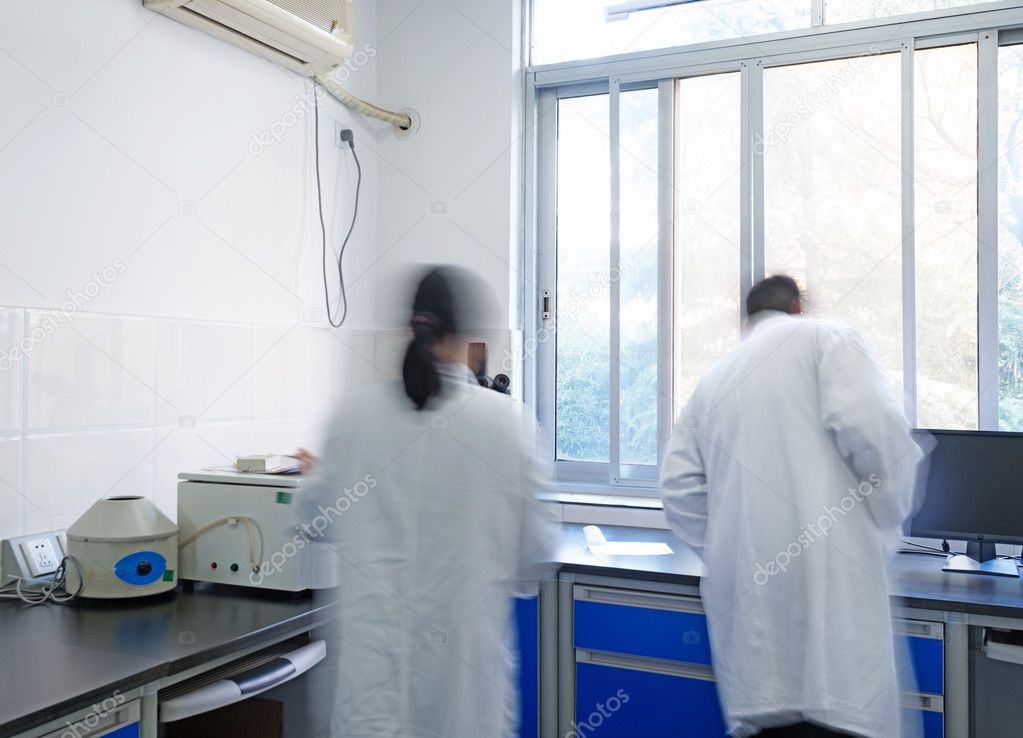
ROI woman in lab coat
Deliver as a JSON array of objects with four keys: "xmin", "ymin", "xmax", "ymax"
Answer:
[{"xmin": 299, "ymin": 267, "xmax": 553, "ymax": 738}]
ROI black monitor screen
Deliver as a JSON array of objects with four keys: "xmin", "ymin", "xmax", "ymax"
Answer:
[{"xmin": 908, "ymin": 429, "xmax": 1023, "ymax": 544}]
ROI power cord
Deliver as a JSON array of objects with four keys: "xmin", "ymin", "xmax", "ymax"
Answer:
[
  {"xmin": 313, "ymin": 82, "xmax": 362, "ymax": 328},
  {"xmin": 0, "ymin": 555, "xmax": 83, "ymax": 605}
]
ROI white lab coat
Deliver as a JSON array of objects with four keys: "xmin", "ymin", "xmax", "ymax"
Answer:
[
  {"xmin": 300, "ymin": 365, "xmax": 554, "ymax": 738},
  {"xmin": 661, "ymin": 312, "xmax": 924, "ymax": 738}
]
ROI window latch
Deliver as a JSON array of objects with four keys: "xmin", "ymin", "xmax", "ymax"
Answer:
[{"xmin": 541, "ymin": 289, "xmax": 551, "ymax": 321}]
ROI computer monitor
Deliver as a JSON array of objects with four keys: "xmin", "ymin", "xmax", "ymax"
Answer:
[{"xmin": 909, "ymin": 429, "xmax": 1023, "ymax": 578}]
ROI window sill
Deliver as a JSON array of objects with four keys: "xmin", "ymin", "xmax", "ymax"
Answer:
[
  {"xmin": 538, "ymin": 488, "xmax": 669, "ymax": 529},
  {"xmin": 538, "ymin": 489, "xmax": 663, "ymax": 509}
]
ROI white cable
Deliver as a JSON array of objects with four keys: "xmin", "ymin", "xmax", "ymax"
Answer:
[
  {"xmin": 314, "ymin": 74, "xmax": 412, "ymax": 130},
  {"xmin": 0, "ymin": 556, "xmax": 83, "ymax": 605}
]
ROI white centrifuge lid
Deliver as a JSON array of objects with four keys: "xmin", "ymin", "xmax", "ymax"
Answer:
[{"xmin": 67, "ymin": 496, "xmax": 179, "ymax": 543}]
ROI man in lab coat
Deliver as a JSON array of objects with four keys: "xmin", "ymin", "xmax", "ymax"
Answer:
[{"xmin": 661, "ymin": 276, "xmax": 924, "ymax": 738}]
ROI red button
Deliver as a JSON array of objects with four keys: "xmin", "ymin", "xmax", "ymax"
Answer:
[{"xmin": 211, "ymin": 562, "xmax": 218, "ymax": 569}]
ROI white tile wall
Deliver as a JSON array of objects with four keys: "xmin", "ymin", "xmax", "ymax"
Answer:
[
  {"xmin": 0, "ymin": 437, "xmax": 23, "ymax": 541},
  {"xmin": 155, "ymin": 320, "xmax": 254, "ymax": 423},
  {"xmin": 254, "ymin": 324, "xmax": 333, "ymax": 418},
  {"xmin": 26, "ymin": 311, "xmax": 155, "ymax": 431},
  {"xmin": 0, "ymin": 309, "xmax": 24, "ymax": 434},
  {"xmin": 24, "ymin": 428, "xmax": 155, "ymax": 532},
  {"xmin": 251, "ymin": 416, "xmax": 330, "ymax": 458},
  {"xmin": 329, "ymin": 328, "xmax": 377, "ymax": 406},
  {"xmin": 0, "ymin": 0, "xmax": 381, "ymax": 541},
  {"xmin": 0, "ymin": 309, "xmax": 343, "ymax": 539},
  {"xmin": 153, "ymin": 422, "xmax": 252, "ymax": 521}
]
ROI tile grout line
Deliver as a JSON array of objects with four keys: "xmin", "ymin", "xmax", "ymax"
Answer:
[{"xmin": 18, "ymin": 309, "xmax": 28, "ymax": 536}]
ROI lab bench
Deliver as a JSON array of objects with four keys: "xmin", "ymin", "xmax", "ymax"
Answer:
[
  {"xmin": 5, "ymin": 524, "xmax": 1023, "ymax": 738},
  {"xmin": 544, "ymin": 524, "xmax": 1023, "ymax": 738},
  {"xmin": 0, "ymin": 583, "xmax": 339, "ymax": 738}
]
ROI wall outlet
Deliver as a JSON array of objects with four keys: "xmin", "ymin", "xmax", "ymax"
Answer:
[
  {"xmin": 1, "ymin": 530, "xmax": 66, "ymax": 585},
  {"xmin": 21, "ymin": 538, "xmax": 59, "ymax": 577}
]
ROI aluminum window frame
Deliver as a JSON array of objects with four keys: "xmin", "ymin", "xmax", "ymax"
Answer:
[{"xmin": 527, "ymin": 4, "xmax": 1023, "ymax": 497}]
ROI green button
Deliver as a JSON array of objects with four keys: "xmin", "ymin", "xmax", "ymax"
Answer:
[{"xmin": 230, "ymin": 563, "xmax": 239, "ymax": 572}]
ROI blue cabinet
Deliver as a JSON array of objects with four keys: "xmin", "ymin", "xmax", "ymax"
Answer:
[
  {"xmin": 896, "ymin": 619, "xmax": 945, "ymax": 738},
  {"xmin": 575, "ymin": 600, "xmax": 712, "ymax": 666},
  {"xmin": 569, "ymin": 587, "xmax": 947, "ymax": 738},
  {"xmin": 572, "ymin": 586, "xmax": 727, "ymax": 737},
  {"xmin": 516, "ymin": 596, "xmax": 539, "ymax": 738},
  {"xmin": 576, "ymin": 661, "xmax": 728, "ymax": 737},
  {"xmin": 902, "ymin": 630, "xmax": 944, "ymax": 695},
  {"xmin": 102, "ymin": 724, "xmax": 141, "ymax": 738}
]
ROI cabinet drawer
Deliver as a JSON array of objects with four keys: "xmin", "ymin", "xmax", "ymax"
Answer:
[
  {"xmin": 574, "ymin": 587, "xmax": 712, "ymax": 666},
  {"xmin": 895, "ymin": 620, "xmax": 944, "ymax": 695},
  {"xmin": 576, "ymin": 660, "xmax": 728, "ymax": 737},
  {"xmin": 515, "ymin": 596, "xmax": 539, "ymax": 738},
  {"xmin": 903, "ymin": 709, "xmax": 943, "ymax": 738}
]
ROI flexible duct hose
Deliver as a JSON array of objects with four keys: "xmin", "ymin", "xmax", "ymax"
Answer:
[{"xmin": 315, "ymin": 74, "xmax": 412, "ymax": 131}]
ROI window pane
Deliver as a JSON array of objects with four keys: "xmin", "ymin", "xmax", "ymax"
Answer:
[
  {"xmin": 999, "ymin": 45, "xmax": 1023, "ymax": 431},
  {"xmin": 674, "ymin": 73, "xmax": 743, "ymax": 410},
  {"xmin": 915, "ymin": 44, "xmax": 978, "ymax": 430},
  {"xmin": 826, "ymin": 0, "xmax": 998, "ymax": 24},
  {"xmin": 619, "ymin": 88, "xmax": 660, "ymax": 466},
  {"xmin": 764, "ymin": 53, "xmax": 904, "ymax": 386},
  {"xmin": 556, "ymin": 94, "xmax": 610, "ymax": 462},
  {"xmin": 532, "ymin": 0, "xmax": 810, "ymax": 66}
]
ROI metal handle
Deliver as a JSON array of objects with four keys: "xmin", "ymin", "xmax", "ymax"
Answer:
[
  {"xmin": 893, "ymin": 618, "xmax": 944, "ymax": 640},
  {"xmin": 574, "ymin": 585, "xmax": 704, "ymax": 614},
  {"xmin": 984, "ymin": 638, "xmax": 1023, "ymax": 666},
  {"xmin": 577, "ymin": 648, "xmax": 716, "ymax": 682},
  {"xmin": 159, "ymin": 640, "xmax": 326, "ymax": 722},
  {"xmin": 902, "ymin": 691, "xmax": 945, "ymax": 713}
]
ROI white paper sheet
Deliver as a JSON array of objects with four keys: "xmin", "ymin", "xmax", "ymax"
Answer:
[{"xmin": 583, "ymin": 525, "xmax": 673, "ymax": 556}]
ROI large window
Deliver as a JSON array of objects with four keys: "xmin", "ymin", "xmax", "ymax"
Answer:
[
  {"xmin": 532, "ymin": 5, "xmax": 1023, "ymax": 491},
  {"xmin": 999, "ymin": 43, "xmax": 1023, "ymax": 429},
  {"xmin": 763, "ymin": 53, "xmax": 905, "ymax": 386}
]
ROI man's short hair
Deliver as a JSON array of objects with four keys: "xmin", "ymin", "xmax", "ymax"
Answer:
[{"xmin": 746, "ymin": 275, "xmax": 801, "ymax": 317}]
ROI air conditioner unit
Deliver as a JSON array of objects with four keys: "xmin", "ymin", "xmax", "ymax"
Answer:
[{"xmin": 144, "ymin": 0, "xmax": 354, "ymax": 77}]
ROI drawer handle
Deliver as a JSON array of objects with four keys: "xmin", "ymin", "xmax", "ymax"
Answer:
[
  {"xmin": 159, "ymin": 640, "xmax": 326, "ymax": 722},
  {"xmin": 902, "ymin": 691, "xmax": 944, "ymax": 713},
  {"xmin": 985, "ymin": 639, "xmax": 1023, "ymax": 666},
  {"xmin": 575, "ymin": 586, "xmax": 704, "ymax": 614},
  {"xmin": 894, "ymin": 620, "xmax": 943, "ymax": 640},
  {"xmin": 578, "ymin": 649, "xmax": 715, "ymax": 681}
]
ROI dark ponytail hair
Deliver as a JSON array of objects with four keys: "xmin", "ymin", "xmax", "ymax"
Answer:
[{"xmin": 403, "ymin": 268, "xmax": 459, "ymax": 410}]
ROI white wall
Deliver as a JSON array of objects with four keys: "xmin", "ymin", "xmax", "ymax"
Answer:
[
  {"xmin": 0, "ymin": 0, "xmax": 380, "ymax": 536},
  {"xmin": 373, "ymin": 0, "xmax": 524, "ymax": 378}
]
